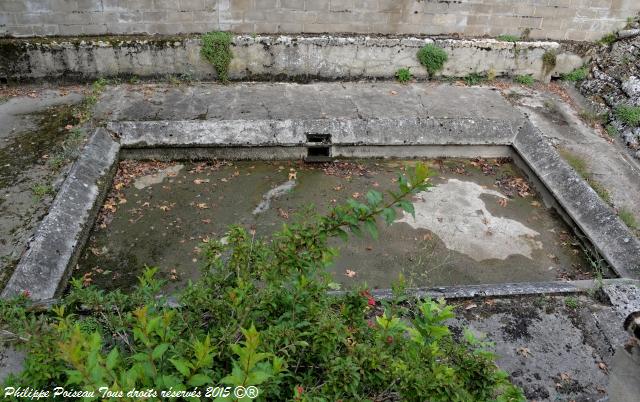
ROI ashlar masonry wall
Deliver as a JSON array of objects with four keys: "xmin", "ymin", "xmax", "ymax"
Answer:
[{"xmin": 1, "ymin": 0, "xmax": 638, "ymax": 42}]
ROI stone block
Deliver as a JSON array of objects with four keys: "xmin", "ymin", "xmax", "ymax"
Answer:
[
  {"xmin": 305, "ymin": 0, "xmax": 329, "ymax": 11},
  {"xmin": 281, "ymin": 0, "xmax": 304, "ymax": 10},
  {"xmin": 154, "ymin": 0, "xmax": 181, "ymax": 10},
  {"xmin": 76, "ymin": 0, "xmax": 103, "ymax": 12},
  {"xmin": 180, "ymin": 0, "xmax": 204, "ymax": 11},
  {"xmin": 0, "ymin": 1, "xmax": 28, "ymax": 13}
]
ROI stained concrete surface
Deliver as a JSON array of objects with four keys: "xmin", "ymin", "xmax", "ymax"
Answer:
[
  {"xmin": 1, "ymin": 81, "xmax": 640, "ymax": 400},
  {"xmin": 502, "ymin": 84, "xmax": 640, "ymax": 237},
  {"xmin": 0, "ymin": 88, "xmax": 84, "ymax": 288},
  {"xmin": 75, "ymin": 159, "xmax": 595, "ymax": 293}
]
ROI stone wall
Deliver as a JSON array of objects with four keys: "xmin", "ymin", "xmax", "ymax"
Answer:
[
  {"xmin": 0, "ymin": 35, "xmax": 584, "ymax": 82},
  {"xmin": 1, "ymin": 0, "xmax": 638, "ymax": 42}
]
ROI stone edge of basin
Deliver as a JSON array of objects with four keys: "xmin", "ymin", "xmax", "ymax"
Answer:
[
  {"xmin": 513, "ymin": 121, "xmax": 640, "ymax": 279},
  {"xmin": 0, "ymin": 128, "xmax": 120, "ymax": 300},
  {"xmin": 108, "ymin": 118, "xmax": 522, "ymax": 147},
  {"xmin": 3, "ymin": 117, "xmax": 639, "ymax": 301}
]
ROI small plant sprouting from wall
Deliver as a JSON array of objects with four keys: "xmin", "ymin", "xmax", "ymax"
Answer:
[
  {"xmin": 417, "ymin": 44, "xmax": 448, "ymax": 77},
  {"xmin": 463, "ymin": 73, "xmax": 485, "ymax": 86},
  {"xmin": 619, "ymin": 207, "xmax": 638, "ymax": 230},
  {"xmin": 514, "ymin": 74, "xmax": 534, "ymax": 86},
  {"xmin": 542, "ymin": 50, "xmax": 557, "ymax": 75},
  {"xmin": 496, "ymin": 34, "xmax": 519, "ymax": 42},
  {"xmin": 598, "ymin": 33, "xmax": 617, "ymax": 46},
  {"xmin": 615, "ymin": 104, "xmax": 640, "ymax": 126},
  {"xmin": 562, "ymin": 67, "xmax": 588, "ymax": 82},
  {"xmin": 200, "ymin": 31, "xmax": 233, "ymax": 83},
  {"xmin": 395, "ymin": 67, "xmax": 412, "ymax": 83}
]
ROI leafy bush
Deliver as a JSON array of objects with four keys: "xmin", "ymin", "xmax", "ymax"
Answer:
[
  {"xmin": 1, "ymin": 164, "xmax": 524, "ymax": 401},
  {"xmin": 562, "ymin": 67, "xmax": 588, "ymax": 82},
  {"xmin": 514, "ymin": 74, "xmax": 534, "ymax": 85},
  {"xmin": 615, "ymin": 104, "xmax": 640, "ymax": 126},
  {"xmin": 463, "ymin": 73, "xmax": 485, "ymax": 86},
  {"xmin": 417, "ymin": 44, "xmax": 448, "ymax": 76},
  {"xmin": 395, "ymin": 67, "xmax": 412, "ymax": 83},
  {"xmin": 201, "ymin": 31, "xmax": 233, "ymax": 83},
  {"xmin": 496, "ymin": 35, "xmax": 519, "ymax": 42}
]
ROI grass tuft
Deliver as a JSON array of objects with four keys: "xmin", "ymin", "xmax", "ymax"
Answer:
[
  {"xmin": 514, "ymin": 74, "xmax": 534, "ymax": 85},
  {"xmin": 615, "ymin": 104, "xmax": 640, "ymax": 126}
]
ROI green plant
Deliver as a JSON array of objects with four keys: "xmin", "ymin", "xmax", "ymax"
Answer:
[
  {"xmin": 615, "ymin": 104, "xmax": 640, "ymax": 126},
  {"xmin": 201, "ymin": 31, "xmax": 233, "ymax": 83},
  {"xmin": 463, "ymin": 72, "xmax": 485, "ymax": 86},
  {"xmin": 514, "ymin": 74, "xmax": 534, "ymax": 85},
  {"xmin": 562, "ymin": 67, "xmax": 588, "ymax": 82},
  {"xmin": 30, "ymin": 183, "xmax": 53, "ymax": 198},
  {"xmin": 395, "ymin": 67, "xmax": 412, "ymax": 83},
  {"xmin": 417, "ymin": 44, "xmax": 448, "ymax": 76},
  {"xmin": 605, "ymin": 124, "xmax": 619, "ymax": 137},
  {"xmin": 559, "ymin": 149, "xmax": 612, "ymax": 205},
  {"xmin": 619, "ymin": 208, "xmax": 638, "ymax": 229},
  {"xmin": 542, "ymin": 50, "xmax": 557, "ymax": 74},
  {"xmin": 496, "ymin": 35, "xmax": 519, "ymax": 42},
  {"xmin": 598, "ymin": 33, "xmax": 617, "ymax": 46},
  {"xmin": 1, "ymin": 163, "xmax": 525, "ymax": 401},
  {"xmin": 564, "ymin": 297, "xmax": 579, "ymax": 309},
  {"xmin": 579, "ymin": 109, "xmax": 607, "ymax": 127}
]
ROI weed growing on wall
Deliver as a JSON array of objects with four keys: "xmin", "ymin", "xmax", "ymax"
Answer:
[
  {"xmin": 201, "ymin": 31, "xmax": 233, "ymax": 83},
  {"xmin": 463, "ymin": 72, "xmax": 486, "ymax": 86},
  {"xmin": 496, "ymin": 35, "xmax": 519, "ymax": 42},
  {"xmin": 615, "ymin": 104, "xmax": 640, "ymax": 126},
  {"xmin": 542, "ymin": 50, "xmax": 556, "ymax": 75},
  {"xmin": 0, "ymin": 164, "xmax": 525, "ymax": 401},
  {"xmin": 395, "ymin": 67, "xmax": 412, "ymax": 83},
  {"xmin": 562, "ymin": 67, "xmax": 588, "ymax": 82},
  {"xmin": 417, "ymin": 44, "xmax": 448, "ymax": 77},
  {"xmin": 514, "ymin": 74, "xmax": 534, "ymax": 85}
]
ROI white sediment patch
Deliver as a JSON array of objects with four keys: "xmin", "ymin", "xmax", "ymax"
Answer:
[
  {"xmin": 396, "ymin": 179, "xmax": 542, "ymax": 261},
  {"xmin": 253, "ymin": 180, "xmax": 296, "ymax": 214},
  {"xmin": 133, "ymin": 164, "xmax": 184, "ymax": 189}
]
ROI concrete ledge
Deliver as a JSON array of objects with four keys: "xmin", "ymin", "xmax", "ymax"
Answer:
[
  {"xmin": 109, "ymin": 118, "xmax": 521, "ymax": 148},
  {"xmin": 0, "ymin": 129, "xmax": 119, "ymax": 300},
  {"xmin": 3, "ymin": 115, "xmax": 639, "ymax": 301},
  {"xmin": 365, "ymin": 280, "xmax": 596, "ymax": 300},
  {"xmin": 1, "ymin": 35, "xmax": 584, "ymax": 82},
  {"xmin": 513, "ymin": 121, "xmax": 640, "ymax": 278}
]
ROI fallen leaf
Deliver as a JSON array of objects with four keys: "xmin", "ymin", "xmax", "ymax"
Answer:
[
  {"xmin": 464, "ymin": 303, "xmax": 477, "ymax": 310},
  {"xmin": 288, "ymin": 169, "xmax": 297, "ymax": 180},
  {"xmin": 220, "ymin": 178, "xmax": 228, "ymax": 182},
  {"xmin": 114, "ymin": 183, "xmax": 124, "ymax": 190},
  {"xmin": 390, "ymin": 90, "xmax": 398, "ymax": 95},
  {"xmin": 497, "ymin": 198, "xmax": 508, "ymax": 207},
  {"xmin": 278, "ymin": 208, "xmax": 289, "ymax": 219},
  {"xmin": 345, "ymin": 269, "xmax": 357, "ymax": 278},
  {"xmin": 196, "ymin": 203, "xmax": 209, "ymax": 209},
  {"xmin": 516, "ymin": 347, "xmax": 532, "ymax": 358},
  {"xmin": 352, "ymin": 192, "xmax": 361, "ymax": 199},
  {"xmin": 201, "ymin": 219, "xmax": 211, "ymax": 224},
  {"xmin": 193, "ymin": 178, "xmax": 210, "ymax": 184},
  {"xmin": 333, "ymin": 185, "xmax": 342, "ymax": 191},
  {"xmin": 530, "ymin": 200, "xmax": 541, "ymax": 207},
  {"xmin": 597, "ymin": 362, "xmax": 608, "ymax": 373}
]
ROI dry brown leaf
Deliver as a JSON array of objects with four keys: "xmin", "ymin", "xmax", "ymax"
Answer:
[
  {"xmin": 345, "ymin": 269, "xmax": 357, "ymax": 278},
  {"xmin": 497, "ymin": 198, "xmax": 508, "ymax": 207},
  {"xmin": 516, "ymin": 347, "xmax": 532, "ymax": 358},
  {"xmin": 196, "ymin": 203, "xmax": 209, "ymax": 209},
  {"xmin": 193, "ymin": 178, "xmax": 210, "ymax": 184}
]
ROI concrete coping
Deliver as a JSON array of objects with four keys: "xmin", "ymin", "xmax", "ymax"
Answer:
[{"xmin": 2, "ymin": 117, "xmax": 639, "ymax": 301}]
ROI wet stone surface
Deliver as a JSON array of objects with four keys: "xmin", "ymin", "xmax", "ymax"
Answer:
[{"xmin": 76, "ymin": 158, "xmax": 600, "ymax": 292}]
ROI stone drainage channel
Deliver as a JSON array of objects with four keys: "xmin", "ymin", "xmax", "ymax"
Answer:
[{"xmin": 2, "ymin": 115, "xmax": 639, "ymax": 303}]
